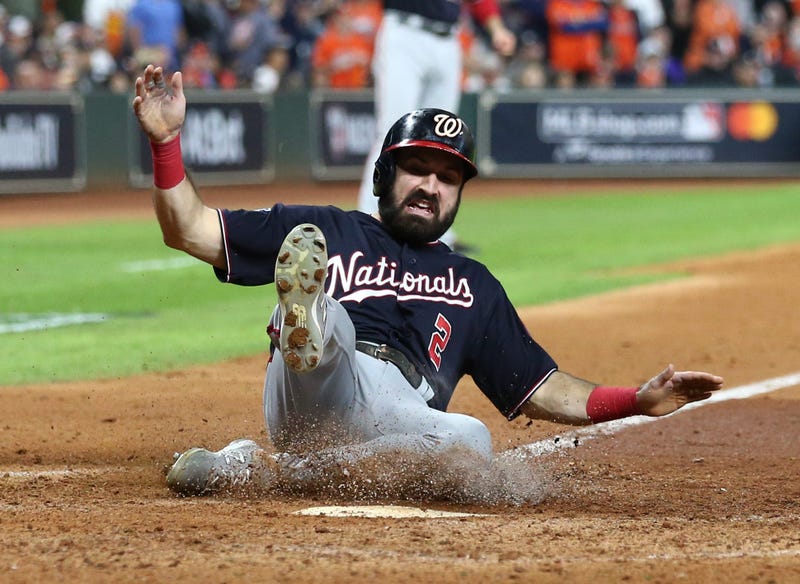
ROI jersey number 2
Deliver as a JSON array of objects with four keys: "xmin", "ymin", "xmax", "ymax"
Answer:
[{"xmin": 427, "ymin": 313, "xmax": 452, "ymax": 371}]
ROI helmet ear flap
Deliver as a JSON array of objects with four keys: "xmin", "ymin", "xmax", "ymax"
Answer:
[{"xmin": 372, "ymin": 152, "xmax": 395, "ymax": 197}]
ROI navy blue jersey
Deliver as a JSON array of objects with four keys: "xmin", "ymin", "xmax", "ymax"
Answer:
[
  {"xmin": 382, "ymin": 1, "xmax": 500, "ymax": 30},
  {"xmin": 215, "ymin": 204, "xmax": 557, "ymax": 419},
  {"xmin": 383, "ymin": 0, "xmax": 462, "ymax": 25}
]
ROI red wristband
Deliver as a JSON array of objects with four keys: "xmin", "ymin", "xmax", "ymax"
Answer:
[
  {"xmin": 586, "ymin": 386, "xmax": 640, "ymax": 423},
  {"xmin": 150, "ymin": 135, "xmax": 185, "ymax": 189}
]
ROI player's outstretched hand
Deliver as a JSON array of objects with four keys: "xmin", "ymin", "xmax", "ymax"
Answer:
[
  {"xmin": 132, "ymin": 64, "xmax": 185, "ymax": 143},
  {"xmin": 636, "ymin": 364, "xmax": 724, "ymax": 417}
]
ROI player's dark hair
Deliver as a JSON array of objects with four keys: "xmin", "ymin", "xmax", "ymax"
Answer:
[
  {"xmin": 372, "ymin": 108, "xmax": 477, "ymax": 198},
  {"xmin": 372, "ymin": 150, "xmax": 395, "ymax": 198}
]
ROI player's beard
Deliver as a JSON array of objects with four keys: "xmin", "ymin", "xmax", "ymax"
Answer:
[{"xmin": 378, "ymin": 189, "xmax": 461, "ymax": 245}]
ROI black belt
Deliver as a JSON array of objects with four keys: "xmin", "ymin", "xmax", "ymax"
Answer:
[
  {"xmin": 355, "ymin": 341, "xmax": 423, "ymax": 388},
  {"xmin": 393, "ymin": 11, "xmax": 455, "ymax": 38}
]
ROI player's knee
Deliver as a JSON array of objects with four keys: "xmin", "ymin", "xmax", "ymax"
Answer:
[
  {"xmin": 460, "ymin": 416, "xmax": 493, "ymax": 463},
  {"xmin": 426, "ymin": 414, "xmax": 493, "ymax": 465}
]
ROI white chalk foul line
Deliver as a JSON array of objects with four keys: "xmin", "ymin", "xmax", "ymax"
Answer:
[
  {"xmin": 120, "ymin": 257, "xmax": 200, "ymax": 272},
  {"xmin": 0, "ymin": 312, "xmax": 109, "ymax": 334},
  {"xmin": 507, "ymin": 371, "xmax": 800, "ymax": 459},
  {"xmin": 2, "ymin": 468, "xmax": 109, "ymax": 480},
  {"xmin": 293, "ymin": 505, "xmax": 491, "ymax": 518}
]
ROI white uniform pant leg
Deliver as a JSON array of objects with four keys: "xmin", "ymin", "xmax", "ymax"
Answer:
[
  {"xmin": 275, "ymin": 355, "xmax": 494, "ymax": 493},
  {"xmin": 264, "ymin": 296, "xmax": 362, "ymax": 450},
  {"xmin": 357, "ymin": 16, "xmax": 463, "ymax": 216},
  {"xmin": 349, "ymin": 353, "xmax": 492, "ymax": 464},
  {"xmin": 276, "ymin": 357, "xmax": 493, "ymax": 493},
  {"xmin": 264, "ymin": 295, "xmax": 493, "ymax": 474}
]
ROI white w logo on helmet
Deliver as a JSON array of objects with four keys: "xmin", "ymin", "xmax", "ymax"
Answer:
[{"xmin": 433, "ymin": 114, "xmax": 462, "ymax": 138}]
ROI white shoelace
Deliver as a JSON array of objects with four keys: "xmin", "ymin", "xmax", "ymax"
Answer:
[{"xmin": 211, "ymin": 450, "xmax": 253, "ymax": 487}]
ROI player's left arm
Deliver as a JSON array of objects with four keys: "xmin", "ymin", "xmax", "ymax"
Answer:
[
  {"xmin": 466, "ymin": 0, "xmax": 516, "ymax": 56},
  {"xmin": 133, "ymin": 64, "xmax": 225, "ymax": 269},
  {"xmin": 521, "ymin": 365, "xmax": 724, "ymax": 425}
]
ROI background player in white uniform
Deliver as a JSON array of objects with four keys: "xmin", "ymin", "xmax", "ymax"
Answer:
[
  {"xmin": 133, "ymin": 64, "xmax": 724, "ymax": 498},
  {"xmin": 357, "ymin": 0, "xmax": 517, "ymax": 250}
]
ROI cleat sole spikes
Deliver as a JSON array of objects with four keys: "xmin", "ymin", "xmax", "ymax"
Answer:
[{"xmin": 275, "ymin": 224, "xmax": 328, "ymax": 373}]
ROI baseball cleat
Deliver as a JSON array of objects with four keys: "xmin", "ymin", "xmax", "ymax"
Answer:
[
  {"xmin": 165, "ymin": 439, "xmax": 270, "ymax": 496},
  {"xmin": 275, "ymin": 223, "xmax": 328, "ymax": 372}
]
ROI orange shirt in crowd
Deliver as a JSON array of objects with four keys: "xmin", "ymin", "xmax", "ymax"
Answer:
[
  {"xmin": 105, "ymin": 9, "xmax": 127, "ymax": 58},
  {"xmin": 312, "ymin": 10, "xmax": 374, "ymax": 88},
  {"xmin": 340, "ymin": 0, "xmax": 383, "ymax": 44},
  {"xmin": 683, "ymin": 0, "xmax": 741, "ymax": 73},
  {"xmin": 760, "ymin": 31, "xmax": 784, "ymax": 66},
  {"xmin": 546, "ymin": 0, "xmax": 607, "ymax": 74},
  {"xmin": 607, "ymin": 3, "xmax": 639, "ymax": 73}
]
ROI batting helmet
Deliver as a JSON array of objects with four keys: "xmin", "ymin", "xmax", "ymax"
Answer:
[{"xmin": 372, "ymin": 108, "xmax": 478, "ymax": 197}]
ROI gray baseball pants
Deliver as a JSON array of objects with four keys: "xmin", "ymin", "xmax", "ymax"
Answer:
[{"xmin": 262, "ymin": 296, "xmax": 493, "ymax": 482}]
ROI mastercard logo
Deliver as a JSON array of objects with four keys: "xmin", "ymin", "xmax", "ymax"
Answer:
[{"xmin": 727, "ymin": 102, "xmax": 778, "ymax": 141}]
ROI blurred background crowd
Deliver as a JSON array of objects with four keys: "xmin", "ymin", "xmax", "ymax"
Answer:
[{"xmin": 1, "ymin": 0, "xmax": 799, "ymax": 93}]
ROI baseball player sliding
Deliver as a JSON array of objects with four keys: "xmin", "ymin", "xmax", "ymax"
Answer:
[{"xmin": 133, "ymin": 64, "xmax": 724, "ymax": 497}]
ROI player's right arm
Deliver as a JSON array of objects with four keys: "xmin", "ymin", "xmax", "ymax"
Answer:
[
  {"xmin": 132, "ymin": 65, "xmax": 225, "ymax": 269},
  {"xmin": 522, "ymin": 365, "xmax": 724, "ymax": 425},
  {"xmin": 467, "ymin": 0, "xmax": 516, "ymax": 56}
]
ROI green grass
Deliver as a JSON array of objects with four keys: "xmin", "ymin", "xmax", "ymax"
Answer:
[
  {"xmin": 458, "ymin": 182, "xmax": 800, "ymax": 305},
  {"xmin": 1, "ymin": 221, "xmax": 273, "ymax": 384},
  {"xmin": 2, "ymin": 181, "xmax": 799, "ymax": 385}
]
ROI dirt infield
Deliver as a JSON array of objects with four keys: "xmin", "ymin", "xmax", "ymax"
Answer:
[{"xmin": 2, "ymin": 181, "xmax": 799, "ymax": 583}]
